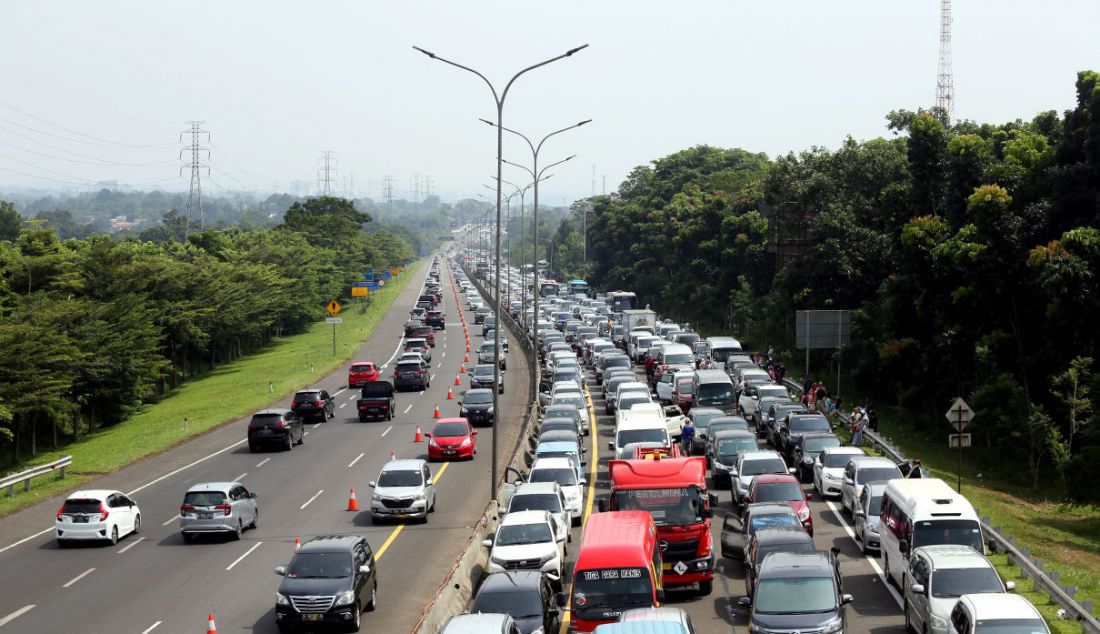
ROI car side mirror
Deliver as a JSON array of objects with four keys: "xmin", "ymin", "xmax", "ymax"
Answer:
[
  {"xmin": 909, "ymin": 584, "xmax": 925, "ymax": 595},
  {"xmin": 481, "ymin": 539, "xmax": 493, "ymax": 548},
  {"xmin": 655, "ymin": 589, "xmax": 666, "ymax": 604},
  {"xmin": 738, "ymin": 596, "xmax": 752, "ymax": 608},
  {"xmin": 426, "ymin": 479, "xmax": 434, "ymax": 486},
  {"xmin": 423, "ymin": 433, "xmax": 431, "ymax": 438},
  {"xmin": 597, "ymin": 498, "xmax": 608, "ymax": 513},
  {"xmin": 841, "ymin": 594, "xmax": 854, "ymax": 605},
  {"xmin": 250, "ymin": 492, "xmax": 259, "ymax": 499},
  {"xmin": 1006, "ymin": 581, "xmax": 1016, "ymax": 591},
  {"xmin": 368, "ymin": 481, "xmax": 377, "ymax": 488},
  {"xmin": 789, "ymin": 468, "xmax": 798, "ymax": 475},
  {"xmin": 274, "ymin": 566, "xmax": 286, "ymax": 576},
  {"xmin": 358, "ymin": 564, "xmax": 371, "ymax": 575},
  {"xmin": 472, "ymin": 431, "xmax": 479, "ymax": 436}
]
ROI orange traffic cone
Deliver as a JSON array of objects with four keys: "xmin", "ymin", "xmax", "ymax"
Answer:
[
  {"xmin": 455, "ymin": 373, "xmax": 461, "ymax": 385},
  {"xmin": 466, "ymin": 344, "xmax": 471, "ymax": 353},
  {"xmin": 414, "ymin": 425, "xmax": 424, "ymax": 442},
  {"xmin": 460, "ymin": 364, "xmax": 466, "ymax": 374},
  {"xmin": 294, "ymin": 536, "xmax": 301, "ymax": 552},
  {"xmin": 433, "ymin": 402, "xmax": 441, "ymax": 418},
  {"xmin": 390, "ymin": 450, "xmax": 396, "ymax": 461},
  {"xmin": 347, "ymin": 488, "xmax": 359, "ymax": 512},
  {"xmin": 206, "ymin": 613, "xmax": 218, "ymax": 634},
  {"xmin": 464, "ymin": 353, "xmax": 469, "ymax": 363},
  {"xmin": 446, "ymin": 387, "xmax": 454, "ymax": 400}
]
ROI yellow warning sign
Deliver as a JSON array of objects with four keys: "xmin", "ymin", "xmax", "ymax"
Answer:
[
  {"xmin": 326, "ymin": 300, "xmax": 342, "ymax": 316},
  {"xmin": 351, "ymin": 287, "xmax": 369, "ymax": 297}
]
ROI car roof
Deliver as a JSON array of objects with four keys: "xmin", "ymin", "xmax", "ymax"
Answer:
[
  {"xmin": 915, "ymin": 545, "xmax": 994, "ymax": 568},
  {"xmin": 593, "ymin": 623, "xmax": 687, "ymax": 634},
  {"xmin": 441, "ymin": 613, "xmax": 514, "ymax": 632},
  {"xmin": 532, "ymin": 457, "xmax": 576, "ymax": 470},
  {"xmin": 959, "ymin": 593, "xmax": 1044, "ymax": 620},
  {"xmin": 185, "ymin": 482, "xmax": 236, "ymax": 493},
  {"xmin": 753, "ymin": 473, "xmax": 800, "ymax": 485},
  {"xmin": 295, "ymin": 388, "xmax": 322, "ymax": 394},
  {"xmin": 712, "ymin": 429, "xmax": 756, "ymax": 440},
  {"xmin": 253, "ymin": 408, "xmax": 293, "ymax": 416},
  {"xmin": 514, "ymin": 481, "xmax": 562, "ymax": 495},
  {"xmin": 297, "ymin": 535, "xmax": 364, "ymax": 553},
  {"xmin": 434, "ymin": 417, "xmax": 470, "ymax": 426},
  {"xmin": 752, "ymin": 527, "xmax": 816, "ymax": 546},
  {"xmin": 739, "ymin": 450, "xmax": 784, "ymax": 461},
  {"xmin": 757, "ymin": 550, "xmax": 834, "ymax": 578},
  {"xmin": 67, "ymin": 489, "xmax": 120, "ymax": 500},
  {"xmin": 746, "ymin": 502, "xmax": 800, "ymax": 516},
  {"xmin": 851, "ymin": 456, "xmax": 898, "ymax": 468},
  {"xmin": 823, "ymin": 446, "xmax": 865, "ymax": 456},
  {"xmin": 464, "ymin": 388, "xmax": 493, "ymax": 397},
  {"xmin": 477, "ymin": 570, "xmax": 545, "ymax": 593},
  {"xmin": 380, "ymin": 459, "xmax": 426, "ymax": 472},
  {"xmin": 405, "ymin": 338, "xmax": 427, "ymax": 344},
  {"xmin": 500, "ymin": 509, "xmax": 552, "ymax": 526},
  {"xmin": 619, "ymin": 607, "xmax": 691, "ymax": 624}
]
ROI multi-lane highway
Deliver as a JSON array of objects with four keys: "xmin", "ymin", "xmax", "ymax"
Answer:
[{"xmin": 0, "ymin": 257, "xmax": 531, "ymax": 634}]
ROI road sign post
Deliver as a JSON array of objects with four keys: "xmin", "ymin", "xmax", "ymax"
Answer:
[
  {"xmin": 325, "ymin": 301, "xmax": 342, "ymax": 356},
  {"xmin": 945, "ymin": 398, "xmax": 975, "ymax": 493}
]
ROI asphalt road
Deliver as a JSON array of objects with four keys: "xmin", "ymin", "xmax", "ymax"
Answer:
[
  {"xmin": 0, "ymin": 257, "xmax": 531, "ymax": 634},
  {"xmin": 547, "ymin": 363, "xmax": 908, "ymax": 634}
]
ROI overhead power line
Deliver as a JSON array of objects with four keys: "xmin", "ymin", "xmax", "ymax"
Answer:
[{"xmin": 0, "ymin": 101, "xmax": 177, "ymax": 149}]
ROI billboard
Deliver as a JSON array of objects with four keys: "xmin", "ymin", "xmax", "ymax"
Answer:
[{"xmin": 795, "ymin": 310, "xmax": 851, "ymax": 349}]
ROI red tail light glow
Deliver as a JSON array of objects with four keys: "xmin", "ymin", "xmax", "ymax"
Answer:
[
  {"xmin": 215, "ymin": 504, "xmax": 232, "ymax": 516},
  {"xmin": 99, "ymin": 503, "xmax": 109, "ymax": 522},
  {"xmin": 56, "ymin": 507, "xmax": 64, "ymax": 520},
  {"xmin": 313, "ymin": 401, "xmax": 324, "ymax": 406}
]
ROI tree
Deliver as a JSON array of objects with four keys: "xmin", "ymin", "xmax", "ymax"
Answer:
[
  {"xmin": 281, "ymin": 196, "xmax": 371, "ymax": 249},
  {"xmin": 0, "ymin": 201, "xmax": 21, "ymax": 242}
]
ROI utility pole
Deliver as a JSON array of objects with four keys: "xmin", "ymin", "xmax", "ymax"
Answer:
[
  {"xmin": 317, "ymin": 151, "xmax": 337, "ymax": 195},
  {"xmin": 936, "ymin": 0, "xmax": 955, "ymax": 123},
  {"xmin": 179, "ymin": 121, "xmax": 210, "ymax": 237}
]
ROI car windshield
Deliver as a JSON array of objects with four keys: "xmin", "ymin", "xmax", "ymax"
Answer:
[
  {"xmin": 293, "ymin": 392, "xmax": 320, "ymax": 403},
  {"xmin": 545, "ymin": 409, "xmax": 579, "ymax": 421},
  {"xmin": 804, "ymin": 437, "xmax": 841, "ymax": 453},
  {"xmin": 618, "ymin": 429, "xmax": 667, "ymax": 447},
  {"xmin": 758, "ymin": 386, "xmax": 789, "ymax": 399},
  {"xmin": 378, "ymin": 470, "xmax": 422, "ymax": 487},
  {"xmin": 743, "ymin": 458, "xmax": 787, "ymax": 476},
  {"xmin": 183, "ymin": 491, "xmax": 227, "ymax": 506},
  {"xmin": 510, "ymin": 493, "xmax": 562, "ymax": 514},
  {"xmin": 754, "ymin": 482, "xmax": 805, "ymax": 502},
  {"xmin": 718, "ymin": 437, "xmax": 758, "ymax": 456},
  {"xmin": 755, "ymin": 541, "xmax": 815, "ymax": 566},
  {"xmin": 755, "ymin": 577, "xmax": 837, "ymax": 614},
  {"xmin": 607, "ymin": 358, "xmax": 631, "ymax": 369},
  {"xmin": 351, "ymin": 365, "xmax": 374, "ymax": 373},
  {"xmin": 613, "ymin": 487, "xmax": 702, "ymax": 526},
  {"xmin": 749, "ymin": 513, "xmax": 801, "ymax": 534},
  {"xmin": 433, "ymin": 422, "xmax": 469, "ymax": 437},
  {"xmin": 286, "ymin": 553, "xmax": 353, "ymax": 579},
  {"xmin": 931, "ymin": 567, "xmax": 1003, "ymax": 598},
  {"xmin": 472, "ymin": 590, "xmax": 544, "ymax": 618},
  {"xmin": 480, "ymin": 344, "xmax": 496, "ymax": 353},
  {"xmin": 396, "ymin": 362, "xmax": 421, "ymax": 371},
  {"xmin": 497, "ymin": 522, "xmax": 553, "ymax": 546},
  {"xmin": 553, "ymin": 396, "xmax": 584, "ymax": 409},
  {"xmin": 530, "ymin": 468, "xmax": 578, "ymax": 487},
  {"xmin": 572, "ymin": 568, "xmax": 653, "ymax": 614},
  {"xmin": 973, "ymin": 619, "xmax": 1049, "ymax": 634},
  {"xmin": 665, "ymin": 354, "xmax": 693, "ymax": 365},
  {"xmin": 692, "ymin": 410, "xmax": 723, "ymax": 426},
  {"xmin": 675, "ymin": 379, "xmax": 694, "ymax": 394},
  {"xmin": 856, "ymin": 466, "xmax": 902, "ymax": 484},
  {"xmin": 789, "ymin": 417, "xmax": 831, "ymax": 433},
  {"xmin": 912, "ymin": 519, "xmax": 984, "ymax": 551},
  {"xmin": 711, "ymin": 421, "xmax": 750, "ymax": 434},
  {"xmin": 464, "ymin": 392, "xmax": 493, "ymax": 405},
  {"xmin": 473, "ymin": 366, "xmax": 494, "ymax": 378},
  {"xmin": 698, "ymin": 384, "xmax": 733, "ymax": 401},
  {"xmin": 619, "ymin": 396, "xmax": 651, "ymax": 410},
  {"xmin": 824, "ymin": 452, "xmax": 858, "ymax": 468}
]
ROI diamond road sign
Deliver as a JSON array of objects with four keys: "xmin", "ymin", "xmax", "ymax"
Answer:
[{"xmin": 945, "ymin": 397, "xmax": 975, "ymax": 431}]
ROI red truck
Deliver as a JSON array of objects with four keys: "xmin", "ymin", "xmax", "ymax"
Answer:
[{"xmin": 598, "ymin": 456, "xmax": 717, "ymax": 595}]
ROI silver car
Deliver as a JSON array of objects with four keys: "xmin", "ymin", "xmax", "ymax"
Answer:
[
  {"xmin": 854, "ymin": 482, "xmax": 886, "ymax": 554},
  {"xmin": 369, "ymin": 459, "xmax": 436, "ymax": 523},
  {"xmin": 180, "ymin": 481, "xmax": 258, "ymax": 542}
]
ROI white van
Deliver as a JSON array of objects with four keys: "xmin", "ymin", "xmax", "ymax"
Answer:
[
  {"xmin": 706, "ymin": 336, "xmax": 743, "ymax": 364},
  {"xmin": 609, "ymin": 409, "xmax": 670, "ymax": 459},
  {"xmin": 879, "ymin": 478, "xmax": 985, "ymax": 588}
]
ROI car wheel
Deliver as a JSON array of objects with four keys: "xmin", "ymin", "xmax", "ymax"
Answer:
[
  {"xmin": 250, "ymin": 508, "xmax": 259, "ymax": 529},
  {"xmin": 108, "ymin": 525, "xmax": 119, "ymax": 546},
  {"xmin": 347, "ymin": 601, "xmax": 362, "ymax": 632},
  {"xmin": 365, "ymin": 581, "xmax": 378, "ymax": 611},
  {"xmin": 698, "ymin": 580, "xmax": 713, "ymax": 596},
  {"xmin": 132, "ymin": 514, "xmax": 141, "ymax": 535},
  {"xmin": 232, "ymin": 520, "xmax": 243, "ymax": 541},
  {"xmin": 248, "ymin": 442, "xmax": 258, "ymax": 453}
]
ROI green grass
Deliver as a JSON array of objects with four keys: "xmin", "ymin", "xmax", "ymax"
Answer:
[{"xmin": 0, "ymin": 261, "xmax": 422, "ymax": 517}]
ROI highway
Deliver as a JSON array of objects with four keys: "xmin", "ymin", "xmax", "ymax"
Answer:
[{"xmin": 0, "ymin": 257, "xmax": 532, "ymax": 634}]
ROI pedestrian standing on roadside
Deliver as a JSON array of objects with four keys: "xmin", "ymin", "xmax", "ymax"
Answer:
[
  {"xmin": 850, "ymin": 407, "xmax": 866, "ymax": 446},
  {"xmin": 803, "ymin": 377, "xmax": 813, "ymax": 395},
  {"xmin": 866, "ymin": 401, "xmax": 878, "ymax": 432},
  {"xmin": 777, "ymin": 363, "xmax": 787, "ymax": 382},
  {"xmin": 681, "ymin": 417, "xmax": 696, "ymax": 456}
]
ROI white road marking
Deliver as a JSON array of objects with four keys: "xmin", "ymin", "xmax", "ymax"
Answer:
[
  {"xmin": 256, "ymin": 458, "xmax": 271, "ymax": 468},
  {"xmin": 348, "ymin": 453, "xmax": 365, "ymax": 468},
  {"xmin": 826, "ymin": 499, "xmax": 904, "ymax": 607},
  {"xmin": 141, "ymin": 621, "xmax": 162, "ymax": 634},
  {"xmin": 419, "ymin": 390, "xmax": 425, "ymax": 396},
  {"xmin": 340, "ymin": 403, "xmax": 347, "ymax": 408},
  {"xmin": 62, "ymin": 567, "xmax": 95, "ymax": 588},
  {"xmin": 225, "ymin": 541, "xmax": 263, "ymax": 571},
  {"xmin": 333, "ymin": 387, "xmax": 348, "ymax": 397},
  {"xmin": 162, "ymin": 514, "xmax": 180, "ymax": 526},
  {"xmin": 232, "ymin": 473, "xmax": 248, "ymax": 483},
  {"xmin": 313, "ymin": 423, "xmax": 323, "ymax": 429},
  {"xmin": 438, "ymin": 362, "xmax": 443, "ymax": 368},
  {"xmin": 441, "ymin": 351, "xmax": 446, "ymax": 358},
  {"xmin": 403, "ymin": 403, "xmax": 413, "ymax": 414},
  {"xmin": 117, "ymin": 536, "xmax": 145, "ymax": 554},
  {"xmin": 381, "ymin": 425, "xmax": 394, "ymax": 437},
  {"xmin": 349, "ymin": 393, "xmax": 358, "ymax": 400},
  {"xmin": 0, "ymin": 605, "xmax": 35, "ymax": 628},
  {"xmin": 300, "ymin": 489, "xmax": 324, "ymax": 510}
]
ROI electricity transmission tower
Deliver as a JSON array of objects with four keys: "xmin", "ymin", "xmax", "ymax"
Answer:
[
  {"xmin": 423, "ymin": 176, "xmax": 433, "ymax": 202},
  {"xmin": 410, "ymin": 173, "xmax": 421, "ymax": 210},
  {"xmin": 381, "ymin": 175, "xmax": 395, "ymax": 210},
  {"xmin": 179, "ymin": 121, "xmax": 210, "ymax": 236},
  {"xmin": 936, "ymin": 0, "xmax": 955, "ymax": 123},
  {"xmin": 317, "ymin": 151, "xmax": 338, "ymax": 195}
]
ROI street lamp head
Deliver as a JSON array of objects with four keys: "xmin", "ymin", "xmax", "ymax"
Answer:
[
  {"xmin": 565, "ymin": 44, "xmax": 590, "ymax": 57},
  {"xmin": 411, "ymin": 46, "xmax": 436, "ymax": 59},
  {"xmin": 479, "ymin": 118, "xmax": 496, "ymax": 127},
  {"xmin": 577, "ymin": 119, "xmax": 593, "ymax": 127}
]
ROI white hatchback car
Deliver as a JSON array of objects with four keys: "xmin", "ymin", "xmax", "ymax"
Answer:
[
  {"xmin": 528, "ymin": 457, "xmax": 586, "ymax": 524},
  {"xmin": 56, "ymin": 489, "xmax": 141, "ymax": 546},
  {"xmin": 813, "ymin": 446, "xmax": 866, "ymax": 498},
  {"xmin": 482, "ymin": 510, "xmax": 564, "ymax": 588}
]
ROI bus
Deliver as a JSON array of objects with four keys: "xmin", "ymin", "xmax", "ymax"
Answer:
[
  {"xmin": 608, "ymin": 291, "xmax": 638, "ymax": 313},
  {"xmin": 569, "ymin": 279, "xmax": 590, "ymax": 298},
  {"xmin": 540, "ymin": 280, "xmax": 560, "ymax": 298},
  {"xmin": 568, "ymin": 511, "xmax": 663, "ymax": 632}
]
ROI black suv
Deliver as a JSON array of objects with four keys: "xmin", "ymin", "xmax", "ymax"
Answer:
[
  {"xmin": 459, "ymin": 388, "xmax": 494, "ymax": 427},
  {"xmin": 291, "ymin": 389, "xmax": 335, "ymax": 423},
  {"xmin": 393, "ymin": 360, "xmax": 430, "ymax": 391},
  {"xmin": 470, "ymin": 570, "xmax": 564, "ymax": 634},
  {"xmin": 275, "ymin": 535, "xmax": 378, "ymax": 632},
  {"xmin": 248, "ymin": 409, "xmax": 304, "ymax": 452},
  {"xmin": 425, "ymin": 310, "xmax": 445, "ymax": 330},
  {"xmin": 738, "ymin": 550, "xmax": 851, "ymax": 634}
]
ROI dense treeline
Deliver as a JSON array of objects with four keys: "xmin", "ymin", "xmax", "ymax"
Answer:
[
  {"xmin": 0, "ymin": 196, "xmax": 414, "ymax": 463},
  {"xmin": 560, "ymin": 71, "xmax": 1100, "ymax": 500}
]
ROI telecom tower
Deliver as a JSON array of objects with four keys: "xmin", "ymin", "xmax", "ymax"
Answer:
[
  {"xmin": 936, "ymin": 0, "xmax": 955, "ymax": 123},
  {"xmin": 317, "ymin": 151, "xmax": 338, "ymax": 195},
  {"xmin": 179, "ymin": 121, "xmax": 210, "ymax": 236}
]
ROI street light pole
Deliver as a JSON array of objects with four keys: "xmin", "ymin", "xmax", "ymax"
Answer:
[{"xmin": 414, "ymin": 43, "xmax": 588, "ymax": 502}]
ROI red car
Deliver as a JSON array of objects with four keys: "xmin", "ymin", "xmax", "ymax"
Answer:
[
  {"xmin": 348, "ymin": 362, "xmax": 380, "ymax": 387},
  {"xmin": 674, "ymin": 375, "xmax": 695, "ymax": 414},
  {"xmin": 426, "ymin": 418, "xmax": 477, "ymax": 461},
  {"xmin": 743, "ymin": 474, "xmax": 814, "ymax": 536}
]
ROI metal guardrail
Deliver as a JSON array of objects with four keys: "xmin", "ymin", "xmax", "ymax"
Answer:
[
  {"xmin": 783, "ymin": 376, "xmax": 1099, "ymax": 632},
  {"xmin": 2, "ymin": 455, "xmax": 72, "ymax": 497}
]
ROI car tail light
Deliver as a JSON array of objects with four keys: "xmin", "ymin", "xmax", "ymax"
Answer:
[
  {"xmin": 56, "ymin": 507, "xmax": 64, "ymax": 520},
  {"xmin": 99, "ymin": 503, "xmax": 109, "ymax": 521},
  {"xmin": 313, "ymin": 401, "xmax": 324, "ymax": 406},
  {"xmin": 180, "ymin": 504, "xmax": 195, "ymax": 514},
  {"xmin": 276, "ymin": 421, "xmax": 288, "ymax": 429},
  {"xmin": 215, "ymin": 504, "xmax": 232, "ymax": 516},
  {"xmin": 416, "ymin": 370, "xmax": 425, "ymax": 375}
]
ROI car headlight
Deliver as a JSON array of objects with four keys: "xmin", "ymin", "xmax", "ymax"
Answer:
[
  {"xmin": 539, "ymin": 552, "xmax": 557, "ymax": 565},
  {"xmin": 460, "ymin": 437, "xmax": 471, "ymax": 447},
  {"xmin": 459, "ymin": 406, "xmax": 468, "ymax": 414},
  {"xmin": 931, "ymin": 615, "xmax": 948, "ymax": 629},
  {"xmin": 276, "ymin": 592, "xmax": 290, "ymax": 606},
  {"xmin": 822, "ymin": 616, "xmax": 844, "ymax": 634},
  {"xmin": 487, "ymin": 407, "xmax": 494, "ymax": 415},
  {"xmin": 333, "ymin": 590, "xmax": 356, "ymax": 606},
  {"xmin": 490, "ymin": 555, "xmax": 508, "ymax": 566},
  {"xmin": 798, "ymin": 507, "xmax": 811, "ymax": 521},
  {"xmin": 428, "ymin": 438, "xmax": 439, "ymax": 447},
  {"xmin": 748, "ymin": 622, "xmax": 766, "ymax": 633},
  {"xmin": 413, "ymin": 492, "xmax": 426, "ymax": 501},
  {"xmin": 714, "ymin": 462, "xmax": 729, "ymax": 471}
]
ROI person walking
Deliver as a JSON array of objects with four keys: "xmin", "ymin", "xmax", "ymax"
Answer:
[
  {"xmin": 680, "ymin": 417, "xmax": 696, "ymax": 456},
  {"xmin": 850, "ymin": 407, "xmax": 866, "ymax": 446}
]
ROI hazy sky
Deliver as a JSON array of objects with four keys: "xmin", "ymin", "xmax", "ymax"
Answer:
[{"xmin": 1, "ymin": 1, "xmax": 1098, "ymax": 205}]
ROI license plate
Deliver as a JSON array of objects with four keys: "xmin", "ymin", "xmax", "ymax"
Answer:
[
  {"xmin": 302, "ymin": 614, "xmax": 323, "ymax": 622},
  {"xmin": 73, "ymin": 516, "xmax": 89, "ymax": 523},
  {"xmin": 198, "ymin": 512, "xmax": 213, "ymax": 519},
  {"xmin": 443, "ymin": 450, "xmax": 457, "ymax": 455},
  {"xmin": 368, "ymin": 408, "xmax": 381, "ymax": 414}
]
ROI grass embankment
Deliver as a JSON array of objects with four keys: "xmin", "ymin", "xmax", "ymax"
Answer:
[{"xmin": 0, "ymin": 262, "xmax": 422, "ymax": 518}]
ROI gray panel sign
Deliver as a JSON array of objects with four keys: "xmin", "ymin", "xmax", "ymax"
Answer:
[{"xmin": 795, "ymin": 310, "xmax": 851, "ymax": 349}]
